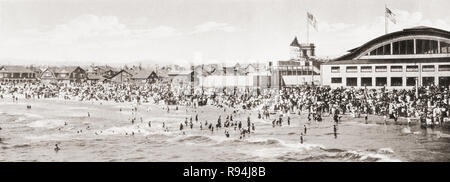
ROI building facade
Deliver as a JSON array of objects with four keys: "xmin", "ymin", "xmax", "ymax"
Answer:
[
  {"xmin": 110, "ymin": 70, "xmax": 133, "ymax": 83},
  {"xmin": 270, "ymin": 37, "xmax": 320, "ymax": 88},
  {"xmin": 321, "ymin": 26, "xmax": 450, "ymax": 89},
  {"xmin": 0, "ymin": 65, "xmax": 37, "ymax": 82},
  {"xmin": 40, "ymin": 66, "xmax": 87, "ymax": 83}
]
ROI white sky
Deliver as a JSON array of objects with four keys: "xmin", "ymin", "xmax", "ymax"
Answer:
[{"xmin": 0, "ymin": 0, "xmax": 450, "ymax": 65}]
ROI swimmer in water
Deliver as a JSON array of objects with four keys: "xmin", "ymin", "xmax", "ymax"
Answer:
[
  {"xmin": 54, "ymin": 144, "xmax": 60, "ymax": 153},
  {"xmin": 300, "ymin": 133, "xmax": 303, "ymax": 144},
  {"xmin": 333, "ymin": 125, "xmax": 338, "ymax": 139}
]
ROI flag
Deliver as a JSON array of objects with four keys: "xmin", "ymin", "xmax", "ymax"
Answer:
[
  {"xmin": 385, "ymin": 7, "xmax": 396, "ymax": 24},
  {"xmin": 307, "ymin": 12, "xmax": 318, "ymax": 31}
]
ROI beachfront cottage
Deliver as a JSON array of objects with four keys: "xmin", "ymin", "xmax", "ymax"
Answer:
[
  {"xmin": 40, "ymin": 67, "xmax": 57, "ymax": 83},
  {"xmin": 83, "ymin": 66, "xmax": 96, "ymax": 76},
  {"xmin": 0, "ymin": 65, "xmax": 37, "ymax": 82},
  {"xmin": 131, "ymin": 70, "xmax": 159, "ymax": 84},
  {"xmin": 40, "ymin": 66, "xmax": 87, "ymax": 83},
  {"xmin": 110, "ymin": 69, "xmax": 133, "ymax": 83}
]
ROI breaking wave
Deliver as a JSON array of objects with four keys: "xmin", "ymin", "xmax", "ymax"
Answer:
[
  {"xmin": 27, "ymin": 119, "xmax": 65, "ymax": 128},
  {"xmin": 297, "ymin": 148, "xmax": 400, "ymax": 162}
]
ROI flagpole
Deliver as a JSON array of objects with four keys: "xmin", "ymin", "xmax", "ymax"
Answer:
[
  {"xmin": 385, "ymin": 4, "xmax": 388, "ymax": 34},
  {"xmin": 306, "ymin": 12, "xmax": 309, "ymax": 44}
]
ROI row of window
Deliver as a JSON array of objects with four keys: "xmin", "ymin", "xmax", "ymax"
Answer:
[
  {"xmin": 331, "ymin": 64, "xmax": 450, "ymax": 73},
  {"xmin": 331, "ymin": 76, "xmax": 450, "ymax": 87},
  {"xmin": 0, "ymin": 73, "xmax": 36, "ymax": 78},
  {"xmin": 367, "ymin": 39, "xmax": 450, "ymax": 56}
]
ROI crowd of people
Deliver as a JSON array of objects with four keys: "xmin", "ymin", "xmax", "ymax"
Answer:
[{"xmin": 1, "ymin": 80, "xmax": 449, "ymax": 128}]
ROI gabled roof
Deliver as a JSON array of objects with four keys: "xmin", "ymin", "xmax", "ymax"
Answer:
[
  {"xmin": 290, "ymin": 36, "xmax": 301, "ymax": 47},
  {"xmin": 110, "ymin": 69, "xmax": 133, "ymax": 78},
  {"xmin": 131, "ymin": 70, "xmax": 156, "ymax": 79},
  {"xmin": 46, "ymin": 66, "xmax": 82, "ymax": 74}
]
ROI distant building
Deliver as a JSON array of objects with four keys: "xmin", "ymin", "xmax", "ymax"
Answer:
[
  {"xmin": 0, "ymin": 65, "xmax": 37, "ymax": 82},
  {"xmin": 110, "ymin": 70, "xmax": 133, "ymax": 83},
  {"xmin": 270, "ymin": 37, "xmax": 321, "ymax": 88},
  {"xmin": 166, "ymin": 70, "xmax": 195, "ymax": 87},
  {"xmin": 40, "ymin": 66, "xmax": 87, "ymax": 83},
  {"xmin": 131, "ymin": 70, "xmax": 159, "ymax": 84},
  {"xmin": 40, "ymin": 67, "xmax": 57, "ymax": 83},
  {"xmin": 289, "ymin": 36, "xmax": 315, "ymax": 59},
  {"xmin": 321, "ymin": 26, "xmax": 450, "ymax": 89}
]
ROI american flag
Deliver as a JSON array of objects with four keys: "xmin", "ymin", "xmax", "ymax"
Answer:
[
  {"xmin": 385, "ymin": 7, "xmax": 397, "ymax": 24},
  {"xmin": 307, "ymin": 12, "xmax": 318, "ymax": 31}
]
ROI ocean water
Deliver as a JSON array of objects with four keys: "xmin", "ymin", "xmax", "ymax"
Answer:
[{"xmin": 0, "ymin": 99, "xmax": 449, "ymax": 162}]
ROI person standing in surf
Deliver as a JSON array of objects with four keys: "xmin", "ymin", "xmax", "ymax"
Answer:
[{"xmin": 300, "ymin": 132, "xmax": 303, "ymax": 144}]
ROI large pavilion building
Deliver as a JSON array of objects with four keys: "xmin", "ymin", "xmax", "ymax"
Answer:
[{"xmin": 321, "ymin": 26, "xmax": 450, "ymax": 89}]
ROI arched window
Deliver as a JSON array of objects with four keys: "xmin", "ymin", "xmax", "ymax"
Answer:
[
  {"xmin": 416, "ymin": 39, "xmax": 439, "ymax": 54},
  {"xmin": 393, "ymin": 39, "xmax": 414, "ymax": 55},
  {"xmin": 369, "ymin": 44, "xmax": 391, "ymax": 55},
  {"xmin": 441, "ymin": 42, "xmax": 450, "ymax": 53},
  {"xmin": 365, "ymin": 38, "xmax": 450, "ymax": 56}
]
